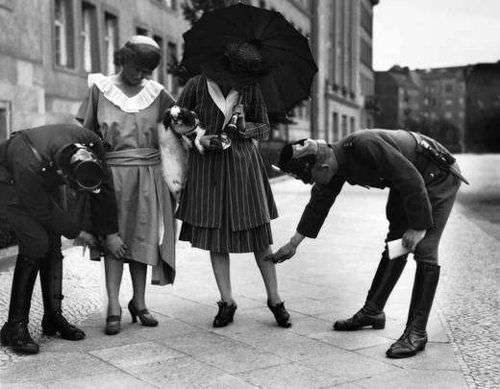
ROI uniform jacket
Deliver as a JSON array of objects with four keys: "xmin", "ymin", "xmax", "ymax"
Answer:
[
  {"xmin": 0, "ymin": 124, "xmax": 118, "ymax": 239},
  {"xmin": 176, "ymin": 74, "xmax": 278, "ymax": 231},
  {"xmin": 297, "ymin": 129, "xmax": 454, "ymax": 238}
]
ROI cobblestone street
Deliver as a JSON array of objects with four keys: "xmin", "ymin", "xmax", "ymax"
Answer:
[{"xmin": 0, "ymin": 155, "xmax": 498, "ymax": 388}]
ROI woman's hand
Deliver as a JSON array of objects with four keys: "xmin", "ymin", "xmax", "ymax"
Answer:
[
  {"xmin": 105, "ymin": 233, "xmax": 128, "ymax": 259},
  {"xmin": 200, "ymin": 135, "xmax": 223, "ymax": 151}
]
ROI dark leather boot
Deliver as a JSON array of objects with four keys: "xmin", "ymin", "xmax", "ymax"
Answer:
[
  {"xmin": 40, "ymin": 251, "xmax": 85, "ymax": 341},
  {"xmin": 386, "ymin": 263, "xmax": 440, "ymax": 358},
  {"xmin": 0, "ymin": 255, "xmax": 40, "ymax": 354},
  {"xmin": 213, "ymin": 301, "xmax": 237, "ymax": 328},
  {"xmin": 334, "ymin": 251, "xmax": 407, "ymax": 331},
  {"xmin": 267, "ymin": 301, "xmax": 292, "ymax": 328}
]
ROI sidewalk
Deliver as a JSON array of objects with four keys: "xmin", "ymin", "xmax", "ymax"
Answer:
[{"xmin": 0, "ymin": 179, "xmax": 471, "ymax": 388}]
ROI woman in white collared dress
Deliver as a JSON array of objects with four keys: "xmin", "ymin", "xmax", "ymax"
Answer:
[{"xmin": 77, "ymin": 36, "xmax": 176, "ymax": 335}]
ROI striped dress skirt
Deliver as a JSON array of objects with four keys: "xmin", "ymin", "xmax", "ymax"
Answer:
[{"xmin": 179, "ymin": 144, "xmax": 275, "ymax": 254}]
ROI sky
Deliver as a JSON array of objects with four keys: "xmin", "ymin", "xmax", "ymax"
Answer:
[{"xmin": 373, "ymin": 0, "xmax": 500, "ymax": 71}]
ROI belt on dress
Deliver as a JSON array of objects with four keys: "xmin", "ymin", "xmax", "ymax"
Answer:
[{"xmin": 105, "ymin": 148, "xmax": 161, "ymax": 166}]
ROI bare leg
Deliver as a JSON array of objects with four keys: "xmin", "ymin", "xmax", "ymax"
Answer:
[
  {"xmin": 210, "ymin": 252, "xmax": 235, "ymax": 304},
  {"xmin": 104, "ymin": 255, "xmax": 124, "ymax": 316},
  {"xmin": 129, "ymin": 262, "xmax": 148, "ymax": 310},
  {"xmin": 254, "ymin": 246, "xmax": 281, "ymax": 306}
]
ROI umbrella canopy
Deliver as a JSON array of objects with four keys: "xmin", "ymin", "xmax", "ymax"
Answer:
[{"xmin": 181, "ymin": 3, "xmax": 318, "ymax": 115}]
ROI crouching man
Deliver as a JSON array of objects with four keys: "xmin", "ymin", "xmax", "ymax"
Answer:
[
  {"xmin": 268, "ymin": 129, "xmax": 465, "ymax": 358},
  {"xmin": 0, "ymin": 124, "xmax": 126, "ymax": 354}
]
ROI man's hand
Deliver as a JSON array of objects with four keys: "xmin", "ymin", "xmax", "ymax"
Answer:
[
  {"xmin": 402, "ymin": 229, "xmax": 426, "ymax": 252},
  {"xmin": 265, "ymin": 233, "xmax": 305, "ymax": 264},
  {"xmin": 105, "ymin": 233, "xmax": 128, "ymax": 259},
  {"xmin": 75, "ymin": 231, "xmax": 98, "ymax": 249}
]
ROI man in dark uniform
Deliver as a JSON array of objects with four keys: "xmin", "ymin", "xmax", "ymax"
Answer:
[
  {"xmin": 268, "ymin": 129, "xmax": 464, "ymax": 359},
  {"xmin": 0, "ymin": 124, "xmax": 126, "ymax": 354}
]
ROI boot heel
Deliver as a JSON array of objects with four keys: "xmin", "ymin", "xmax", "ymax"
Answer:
[
  {"xmin": 130, "ymin": 312, "xmax": 137, "ymax": 323},
  {"xmin": 372, "ymin": 321, "xmax": 385, "ymax": 329}
]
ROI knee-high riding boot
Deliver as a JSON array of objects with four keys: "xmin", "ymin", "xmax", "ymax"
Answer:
[
  {"xmin": 40, "ymin": 252, "xmax": 85, "ymax": 341},
  {"xmin": 386, "ymin": 262, "xmax": 440, "ymax": 358},
  {"xmin": 0, "ymin": 255, "xmax": 40, "ymax": 354},
  {"xmin": 334, "ymin": 251, "xmax": 407, "ymax": 331}
]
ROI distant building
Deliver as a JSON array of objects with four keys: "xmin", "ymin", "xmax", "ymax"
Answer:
[
  {"xmin": 0, "ymin": 0, "xmax": 188, "ymax": 141},
  {"xmin": 416, "ymin": 66, "xmax": 467, "ymax": 150},
  {"xmin": 311, "ymin": 0, "xmax": 379, "ymax": 142},
  {"xmin": 374, "ymin": 66, "xmax": 421, "ymax": 129},
  {"xmin": 465, "ymin": 61, "xmax": 500, "ymax": 152}
]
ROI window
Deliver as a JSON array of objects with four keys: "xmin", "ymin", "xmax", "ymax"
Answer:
[
  {"xmin": 350, "ymin": 117, "xmax": 355, "ymax": 133},
  {"xmin": 445, "ymin": 99, "xmax": 453, "ymax": 106},
  {"xmin": 444, "ymin": 84, "xmax": 453, "ymax": 93},
  {"xmin": 360, "ymin": 38, "xmax": 372, "ymax": 67},
  {"xmin": 54, "ymin": 0, "xmax": 74, "ymax": 68},
  {"xmin": 136, "ymin": 27, "xmax": 148, "ymax": 36},
  {"xmin": 0, "ymin": 101, "xmax": 10, "ymax": 142},
  {"xmin": 459, "ymin": 97, "xmax": 464, "ymax": 106},
  {"xmin": 152, "ymin": 35, "xmax": 164, "ymax": 84},
  {"xmin": 360, "ymin": 4, "xmax": 372, "ymax": 35},
  {"xmin": 332, "ymin": 112, "xmax": 339, "ymax": 141},
  {"xmin": 424, "ymin": 98, "xmax": 429, "ymax": 105},
  {"xmin": 167, "ymin": 41, "xmax": 178, "ymax": 94},
  {"xmin": 259, "ymin": 0, "xmax": 266, "ymax": 8},
  {"xmin": 341, "ymin": 115, "xmax": 347, "ymax": 138},
  {"xmin": 82, "ymin": 2, "xmax": 99, "ymax": 73},
  {"xmin": 444, "ymin": 111, "xmax": 452, "ymax": 119},
  {"xmin": 104, "ymin": 12, "xmax": 118, "ymax": 75}
]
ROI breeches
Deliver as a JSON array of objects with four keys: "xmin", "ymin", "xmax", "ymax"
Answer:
[
  {"xmin": 385, "ymin": 173, "xmax": 460, "ymax": 264},
  {"xmin": 0, "ymin": 183, "xmax": 61, "ymax": 258}
]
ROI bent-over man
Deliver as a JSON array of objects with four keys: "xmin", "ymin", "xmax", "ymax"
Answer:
[
  {"xmin": 0, "ymin": 124, "xmax": 126, "ymax": 354},
  {"xmin": 269, "ymin": 129, "xmax": 465, "ymax": 359}
]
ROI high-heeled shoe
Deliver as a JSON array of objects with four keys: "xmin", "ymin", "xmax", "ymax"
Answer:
[
  {"xmin": 267, "ymin": 301, "xmax": 292, "ymax": 328},
  {"xmin": 105, "ymin": 308, "xmax": 122, "ymax": 336},
  {"xmin": 128, "ymin": 300, "xmax": 158, "ymax": 327},
  {"xmin": 213, "ymin": 301, "xmax": 237, "ymax": 328}
]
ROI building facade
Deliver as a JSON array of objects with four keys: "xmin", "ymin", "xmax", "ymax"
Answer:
[
  {"xmin": 0, "ymin": 0, "xmax": 188, "ymax": 141},
  {"xmin": 311, "ymin": 0, "xmax": 378, "ymax": 142},
  {"xmin": 374, "ymin": 66, "xmax": 421, "ymax": 129},
  {"xmin": 465, "ymin": 62, "xmax": 500, "ymax": 152},
  {"xmin": 416, "ymin": 66, "xmax": 467, "ymax": 149}
]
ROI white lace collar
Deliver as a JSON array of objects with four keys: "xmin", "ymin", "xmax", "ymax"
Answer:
[
  {"xmin": 88, "ymin": 73, "xmax": 163, "ymax": 113},
  {"xmin": 206, "ymin": 79, "xmax": 240, "ymax": 129}
]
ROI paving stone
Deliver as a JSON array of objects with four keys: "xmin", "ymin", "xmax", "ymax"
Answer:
[
  {"xmin": 160, "ymin": 331, "xmax": 286, "ymax": 373},
  {"xmin": 299, "ymin": 346, "xmax": 397, "ymax": 382},
  {"xmin": 45, "ymin": 373, "xmax": 154, "ymax": 389},
  {"xmin": 236, "ymin": 362, "xmax": 342, "ymax": 389},
  {"xmin": 0, "ymin": 352, "xmax": 117, "ymax": 383},
  {"xmin": 354, "ymin": 369, "xmax": 468, "ymax": 389},
  {"xmin": 355, "ymin": 342, "xmax": 462, "ymax": 371},
  {"xmin": 126, "ymin": 355, "xmax": 253, "ymax": 388},
  {"xmin": 309, "ymin": 328, "xmax": 391, "ymax": 351},
  {"xmin": 89, "ymin": 341, "xmax": 184, "ymax": 370}
]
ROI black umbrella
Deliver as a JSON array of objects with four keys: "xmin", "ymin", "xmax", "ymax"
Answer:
[{"xmin": 181, "ymin": 3, "xmax": 318, "ymax": 115}]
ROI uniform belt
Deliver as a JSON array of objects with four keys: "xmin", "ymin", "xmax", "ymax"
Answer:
[{"xmin": 409, "ymin": 131, "xmax": 469, "ymax": 185}]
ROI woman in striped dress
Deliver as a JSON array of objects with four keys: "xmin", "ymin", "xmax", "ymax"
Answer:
[{"xmin": 177, "ymin": 42, "xmax": 291, "ymax": 328}]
